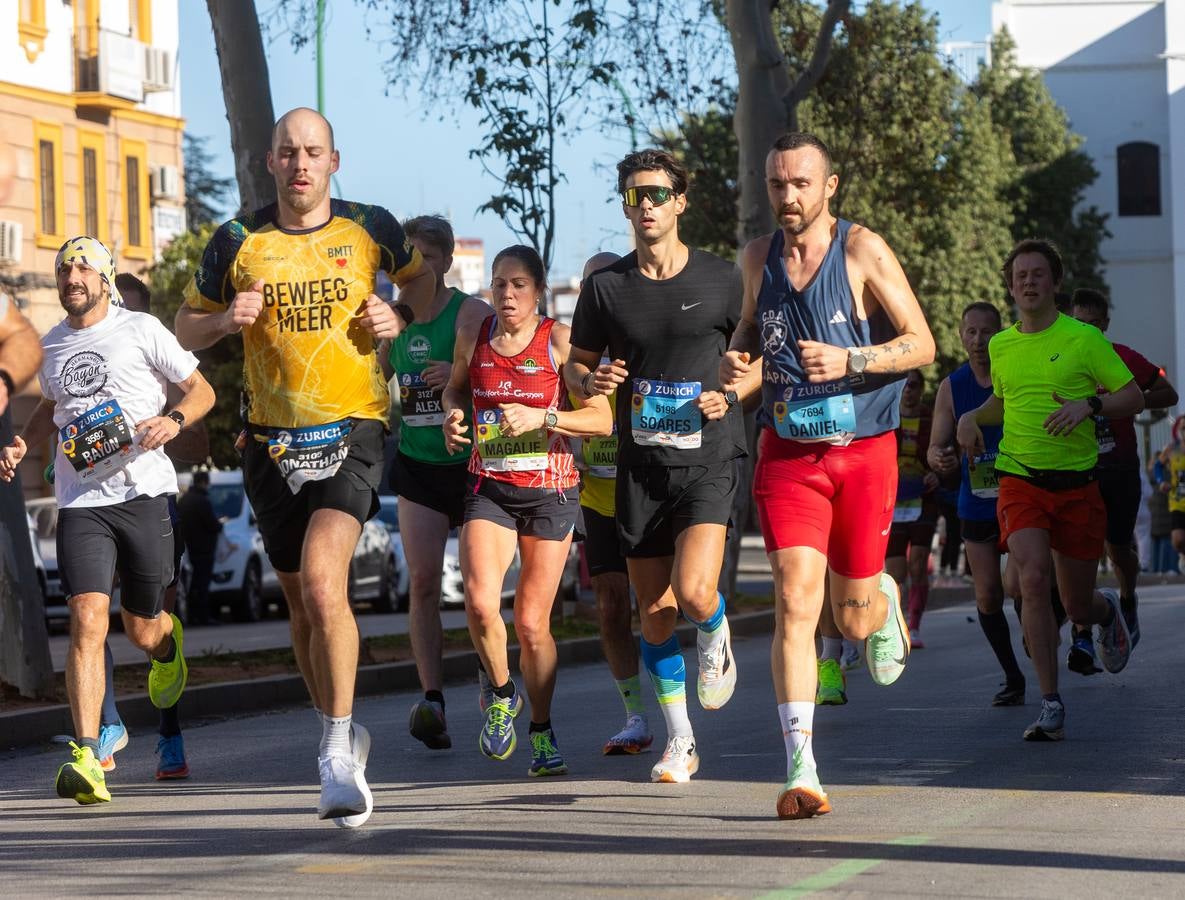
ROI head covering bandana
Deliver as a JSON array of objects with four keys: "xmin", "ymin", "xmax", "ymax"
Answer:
[{"xmin": 54, "ymin": 235, "xmax": 124, "ymax": 307}]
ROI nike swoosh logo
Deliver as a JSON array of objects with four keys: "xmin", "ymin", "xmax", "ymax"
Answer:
[
  {"xmin": 681, "ymin": 302, "xmax": 702, "ymax": 311},
  {"xmin": 1050, "ymin": 353, "xmax": 1060, "ymax": 361}
]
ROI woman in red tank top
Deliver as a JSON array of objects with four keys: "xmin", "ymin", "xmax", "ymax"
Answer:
[{"xmin": 441, "ymin": 245, "xmax": 612, "ymax": 774}]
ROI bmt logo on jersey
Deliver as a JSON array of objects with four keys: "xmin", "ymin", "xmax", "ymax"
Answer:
[
  {"xmin": 407, "ymin": 335, "xmax": 432, "ymax": 364},
  {"xmin": 327, "ymin": 245, "xmax": 354, "ymax": 268},
  {"xmin": 761, "ymin": 309, "xmax": 788, "ymax": 355},
  {"xmin": 516, "ymin": 358, "xmax": 541, "ymax": 375},
  {"xmin": 59, "ymin": 350, "xmax": 109, "ymax": 397},
  {"xmin": 268, "ymin": 431, "xmax": 293, "ymax": 459}
]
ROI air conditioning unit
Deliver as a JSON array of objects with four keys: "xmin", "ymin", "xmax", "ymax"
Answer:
[
  {"xmin": 143, "ymin": 46, "xmax": 174, "ymax": 92},
  {"xmin": 0, "ymin": 221, "xmax": 22, "ymax": 266},
  {"xmin": 150, "ymin": 165, "xmax": 181, "ymax": 202}
]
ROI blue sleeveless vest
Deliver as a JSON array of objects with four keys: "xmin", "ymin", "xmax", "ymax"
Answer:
[
  {"xmin": 758, "ymin": 221, "xmax": 903, "ymax": 441},
  {"xmin": 949, "ymin": 362, "xmax": 1001, "ymax": 521}
]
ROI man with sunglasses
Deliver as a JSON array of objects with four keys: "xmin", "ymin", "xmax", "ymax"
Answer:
[
  {"xmin": 721, "ymin": 132, "xmax": 935, "ymax": 820},
  {"xmin": 566, "ymin": 149, "xmax": 760, "ymax": 784}
]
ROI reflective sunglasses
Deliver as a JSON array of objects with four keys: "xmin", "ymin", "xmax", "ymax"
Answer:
[{"xmin": 622, "ymin": 185, "xmax": 675, "ymax": 207}]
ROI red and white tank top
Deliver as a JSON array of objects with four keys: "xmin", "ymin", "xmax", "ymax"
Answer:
[{"xmin": 468, "ymin": 315, "xmax": 576, "ymax": 489}]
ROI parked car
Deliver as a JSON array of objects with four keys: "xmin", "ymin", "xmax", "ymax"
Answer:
[
  {"xmin": 27, "ymin": 511, "xmax": 47, "ymax": 604},
  {"xmin": 176, "ymin": 470, "xmax": 405, "ymax": 621},
  {"xmin": 439, "ymin": 529, "xmax": 581, "ymax": 609},
  {"xmin": 374, "ymin": 495, "xmax": 412, "ymax": 612}
]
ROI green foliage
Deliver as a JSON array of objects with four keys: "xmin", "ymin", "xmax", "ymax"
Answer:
[
  {"xmin": 659, "ymin": 1, "xmax": 1108, "ymax": 377},
  {"xmin": 148, "ymin": 223, "xmax": 244, "ymax": 468},
  {"xmin": 183, "ymin": 134, "xmax": 236, "ymax": 231}
]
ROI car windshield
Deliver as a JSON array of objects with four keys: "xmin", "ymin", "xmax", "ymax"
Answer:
[
  {"xmin": 377, "ymin": 500, "xmax": 399, "ymax": 532},
  {"xmin": 207, "ymin": 483, "xmax": 244, "ymax": 520}
]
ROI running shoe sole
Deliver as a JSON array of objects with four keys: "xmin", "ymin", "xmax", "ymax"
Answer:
[
  {"xmin": 409, "ymin": 701, "xmax": 452, "ymax": 750},
  {"xmin": 156, "ymin": 762, "xmax": 190, "ymax": 780},
  {"xmin": 333, "ymin": 724, "xmax": 373, "ymax": 829},
  {"xmin": 1023, "ymin": 724, "xmax": 1065, "ymax": 742},
  {"xmin": 651, "ymin": 754, "xmax": 700, "ymax": 784},
  {"xmin": 991, "ymin": 685, "xmax": 1025, "ymax": 707},
  {"xmin": 776, "ymin": 786, "xmax": 832, "ymax": 820},
  {"xmin": 55, "ymin": 763, "xmax": 110, "ymax": 805},
  {"xmin": 528, "ymin": 762, "xmax": 570, "ymax": 777},
  {"xmin": 603, "ymin": 735, "xmax": 654, "ymax": 755}
]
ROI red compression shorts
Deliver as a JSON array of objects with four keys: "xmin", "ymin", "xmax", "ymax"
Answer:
[{"xmin": 754, "ymin": 428, "xmax": 897, "ymax": 578}]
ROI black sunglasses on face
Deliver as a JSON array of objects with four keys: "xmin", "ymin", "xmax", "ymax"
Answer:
[{"xmin": 622, "ymin": 185, "xmax": 675, "ymax": 207}]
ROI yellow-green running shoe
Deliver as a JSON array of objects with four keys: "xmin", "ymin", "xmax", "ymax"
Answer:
[
  {"xmin": 528, "ymin": 728, "xmax": 569, "ymax": 777},
  {"xmin": 148, "ymin": 613, "xmax": 188, "ymax": 709},
  {"xmin": 815, "ymin": 658, "xmax": 847, "ymax": 705},
  {"xmin": 776, "ymin": 750, "xmax": 831, "ymax": 820},
  {"xmin": 55, "ymin": 742, "xmax": 111, "ymax": 805}
]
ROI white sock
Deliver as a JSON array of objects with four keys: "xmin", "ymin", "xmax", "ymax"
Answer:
[
  {"xmin": 697, "ymin": 621, "xmax": 727, "ymax": 657},
  {"xmin": 778, "ymin": 701, "xmax": 816, "ymax": 772},
  {"xmin": 658, "ymin": 699, "xmax": 693, "ymax": 739},
  {"xmin": 320, "ymin": 714, "xmax": 352, "ymax": 757},
  {"xmin": 820, "ymin": 637, "xmax": 843, "ymax": 661}
]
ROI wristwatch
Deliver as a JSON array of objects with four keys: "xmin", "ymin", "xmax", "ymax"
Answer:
[
  {"xmin": 846, "ymin": 348, "xmax": 868, "ymax": 375},
  {"xmin": 394, "ymin": 302, "xmax": 415, "ymax": 325},
  {"xmin": 724, "ymin": 390, "xmax": 739, "ymax": 407},
  {"xmin": 1087, "ymin": 395, "xmax": 1103, "ymax": 415},
  {"xmin": 544, "ymin": 408, "xmax": 559, "ymax": 431},
  {"xmin": 166, "ymin": 410, "xmax": 186, "ymax": 428}
]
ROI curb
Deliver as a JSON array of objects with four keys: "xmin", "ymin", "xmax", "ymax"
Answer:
[{"xmin": 0, "ymin": 609, "xmax": 776, "ymax": 752}]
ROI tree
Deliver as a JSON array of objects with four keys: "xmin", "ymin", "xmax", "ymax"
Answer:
[
  {"xmin": 206, "ymin": 0, "xmax": 277, "ymax": 213},
  {"xmin": 149, "ymin": 225, "xmax": 244, "ymax": 468},
  {"xmin": 184, "ymin": 134, "xmax": 236, "ymax": 230}
]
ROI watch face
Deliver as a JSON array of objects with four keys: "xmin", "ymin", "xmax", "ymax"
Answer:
[{"xmin": 725, "ymin": 390, "xmax": 738, "ymax": 405}]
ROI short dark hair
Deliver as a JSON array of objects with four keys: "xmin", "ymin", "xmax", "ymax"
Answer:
[
  {"xmin": 615, "ymin": 148, "xmax": 689, "ymax": 196},
  {"xmin": 1002, "ymin": 238, "xmax": 1064, "ymax": 288},
  {"xmin": 192, "ymin": 470, "xmax": 210, "ymax": 487},
  {"xmin": 960, "ymin": 301, "xmax": 1002, "ymax": 329},
  {"xmin": 114, "ymin": 272, "xmax": 150, "ymax": 311},
  {"xmin": 491, "ymin": 244, "xmax": 546, "ymax": 291},
  {"xmin": 1071, "ymin": 287, "xmax": 1109, "ymax": 317},
  {"xmin": 404, "ymin": 215, "xmax": 455, "ymax": 258},
  {"xmin": 770, "ymin": 132, "xmax": 834, "ymax": 177}
]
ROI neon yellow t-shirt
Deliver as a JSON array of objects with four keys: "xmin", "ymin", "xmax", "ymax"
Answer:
[
  {"xmin": 184, "ymin": 200, "xmax": 423, "ymax": 429},
  {"xmin": 990, "ymin": 314, "xmax": 1134, "ymax": 475},
  {"xmin": 567, "ymin": 387, "xmax": 617, "ymax": 518},
  {"xmin": 1166, "ymin": 450, "xmax": 1185, "ymax": 514}
]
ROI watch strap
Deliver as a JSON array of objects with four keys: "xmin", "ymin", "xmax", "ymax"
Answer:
[{"xmin": 166, "ymin": 410, "xmax": 186, "ymax": 428}]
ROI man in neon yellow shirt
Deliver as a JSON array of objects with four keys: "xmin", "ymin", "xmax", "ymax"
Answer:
[{"xmin": 957, "ymin": 239, "xmax": 1142, "ymax": 743}]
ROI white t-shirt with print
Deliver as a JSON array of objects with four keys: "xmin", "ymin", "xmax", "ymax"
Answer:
[{"xmin": 38, "ymin": 305, "xmax": 199, "ymax": 508}]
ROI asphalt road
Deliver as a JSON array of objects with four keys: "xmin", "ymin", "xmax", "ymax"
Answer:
[{"xmin": 4, "ymin": 586, "xmax": 1184, "ymax": 898}]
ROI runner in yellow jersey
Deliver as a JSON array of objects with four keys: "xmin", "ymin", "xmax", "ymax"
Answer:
[
  {"xmin": 1155, "ymin": 415, "xmax": 1185, "ymax": 563},
  {"xmin": 175, "ymin": 108, "xmax": 434, "ymax": 828}
]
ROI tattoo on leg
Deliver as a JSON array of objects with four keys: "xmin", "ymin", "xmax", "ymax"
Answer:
[{"xmin": 840, "ymin": 597, "xmax": 870, "ymax": 609}]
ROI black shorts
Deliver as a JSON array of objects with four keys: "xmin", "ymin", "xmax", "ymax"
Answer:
[
  {"xmin": 886, "ymin": 500, "xmax": 940, "ymax": 557},
  {"xmin": 389, "ymin": 451, "xmax": 467, "ymax": 528},
  {"xmin": 1172, "ymin": 511, "xmax": 1185, "ymax": 533},
  {"xmin": 463, "ymin": 476, "xmax": 579, "ymax": 540},
  {"xmin": 960, "ymin": 516, "xmax": 1001, "ymax": 545},
  {"xmin": 56, "ymin": 494, "xmax": 173, "ymax": 619},
  {"xmin": 243, "ymin": 418, "xmax": 384, "ymax": 573},
  {"xmin": 582, "ymin": 506, "xmax": 627, "ymax": 577},
  {"xmin": 1097, "ymin": 464, "xmax": 1142, "ymax": 546},
  {"xmin": 617, "ymin": 460, "xmax": 737, "ymax": 558},
  {"xmin": 167, "ymin": 494, "xmax": 182, "ymax": 588}
]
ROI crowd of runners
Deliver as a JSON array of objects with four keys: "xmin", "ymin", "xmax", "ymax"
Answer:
[{"xmin": 0, "ymin": 108, "xmax": 1163, "ymax": 825}]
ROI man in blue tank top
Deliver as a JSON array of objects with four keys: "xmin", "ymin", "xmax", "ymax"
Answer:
[
  {"xmin": 720, "ymin": 132, "xmax": 935, "ymax": 820},
  {"xmin": 927, "ymin": 302, "xmax": 1026, "ymax": 707}
]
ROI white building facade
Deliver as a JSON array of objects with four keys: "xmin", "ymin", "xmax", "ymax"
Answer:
[{"xmin": 992, "ymin": 0, "xmax": 1185, "ymax": 397}]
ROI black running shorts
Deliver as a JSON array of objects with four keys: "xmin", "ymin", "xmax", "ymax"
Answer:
[
  {"xmin": 582, "ymin": 506, "xmax": 627, "ymax": 577},
  {"xmin": 1096, "ymin": 464, "xmax": 1142, "ymax": 546},
  {"xmin": 389, "ymin": 451, "xmax": 467, "ymax": 528},
  {"xmin": 463, "ymin": 476, "xmax": 579, "ymax": 540},
  {"xmin": 243, "ymin": 418, "xmax": 384, "ymax": 573},
  {"xmin": 56, "ymin": 494, "xmax": 173, "ymax": 619},
  {"xmin": 616, "ymin": 460, "xmax": 737, "ymax": 558},
  {"xmin": 960, "ymin": 516, "xmax": 1001, "ymax": 545}
]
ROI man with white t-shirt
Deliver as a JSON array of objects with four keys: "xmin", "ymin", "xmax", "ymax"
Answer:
[{"xmin": 0, "ymin": 236, "xmax": 214, "ymax": 805}]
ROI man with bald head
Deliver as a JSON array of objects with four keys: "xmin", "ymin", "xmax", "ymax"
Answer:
[{"xmin": 176, "ymin": 107, "xmax": 434, "ymax": 828}]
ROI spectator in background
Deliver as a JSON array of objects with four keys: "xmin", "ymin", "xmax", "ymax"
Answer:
[{"xmin": 177, "ymin": 470, "xmax": 222, "ymax": 627}]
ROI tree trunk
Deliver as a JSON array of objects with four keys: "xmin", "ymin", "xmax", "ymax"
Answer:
[
  {"xmin": 206, "ymin": 0, "xmax": 277, "ymax": 214},
  {"xmin": 0, "ymin": 410, "xmax": 53, "ymax": 699}
]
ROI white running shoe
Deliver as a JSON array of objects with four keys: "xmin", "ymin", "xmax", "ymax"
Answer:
[
  {"xmin": 697, "ymin": 618, "xmax": 737, "ymax": 710},
  {"xmin": 319, "ymin": 722, "xmax": 373, "ymax": 828},
  {"xmin": 603, "ymin": 713, "xmax": 654, "ymax": 755},
  {"xmin": 650, "ymin": 735, "xmax": 700, "ymax": 783}
]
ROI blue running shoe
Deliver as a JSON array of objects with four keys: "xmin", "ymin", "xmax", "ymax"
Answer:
[
  {"xmin": 1067, "ymin": 633, "xmax": 1101, "ymax": 676},
  {"xmin": 480, "ymin": 695, "xmax": 518, "ymax": 761},
  {"xmin": 155, "ymin": 734, "xmax": 190, "ymax": 780},
  {"xmin": 528, "ymin": 728, "xmax": 569, "ymax": 776},
  {"xmin": 97, "ymin": 721, "xmax": 128, "ymax": 772}
]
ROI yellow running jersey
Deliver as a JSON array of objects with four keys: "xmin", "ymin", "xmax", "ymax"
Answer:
[
  {"xmin": 1167, "ymin": 450, "xmax": 1185, "ymax": 514},
  {"xmin": 184, "ymin": 200, "xmax": 423, "ymax": 429}
]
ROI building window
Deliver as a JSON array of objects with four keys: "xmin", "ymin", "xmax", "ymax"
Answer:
[
  {"xmin": 18, "ymin": 0, "xmax": 48, "ymax": 62},
  {"xmin": 120, "ymin": 138, "xmax": 150, "ymax": 258},
  {"xmin": 1117, "ymin": 142, "xmax": 1161, "ymax": 217},
  {"xmin": 33, "ymin": 122, "xmax": 65, "ymax": 248},
  {"xmin": 78, "ymin": 131, "xmax": 108, "ymax": 242}
]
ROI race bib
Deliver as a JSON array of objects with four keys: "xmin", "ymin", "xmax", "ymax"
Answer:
[
  {"xmin": 892, "ymin": 498, "xmax": 922, "ymax": 523},
  {"xmin": 630, "ymin": 379, "xmax": 702, "ymax": 449},
  {"xmin": 969, "ymin": 451, "xmax": 1000, "ymax": 499},
  {"xmin": 1094, "ymin": 415, "xmax": 1115, "ymax": 455},
  {"xmin": 267, "ymin": 419, "xmax": 352, "ymax": 495},
  {"xmin": 398, "ymin": 372, "xmax": 445, "ymax": 427},
  {"xmin": 772, "ymin": 380, "xmax": 855, "ymax": 444},
  {"xmin": 59, "ymin": 400, "xmax": 137, "ymax": 482},
  {"xmin": 573, "ymin": 427, "xmax": 618, "ymax": 479},
  {"xmin": 475, "ymin": 408, "xmax": 547, "ymax": 472}
]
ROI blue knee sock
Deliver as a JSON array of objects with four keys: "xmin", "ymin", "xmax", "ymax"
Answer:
[
  {"xmin": 685, "ymin": 592, "xmax": 725, "ymax": 634},
  {"xmin": 101, "ymin": 642, "xmax": 120, "ymax": 727},
  {"xmin": 640, "ymin": 634, "xmax": 692, "ymax": 737}
]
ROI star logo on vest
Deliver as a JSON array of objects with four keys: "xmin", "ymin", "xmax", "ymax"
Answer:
[{"xmin": 829, "ymin": 310, "xmax": 847, "ymax": 324}]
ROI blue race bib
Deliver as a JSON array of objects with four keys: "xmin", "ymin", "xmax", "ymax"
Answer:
[
  {"xmin": 267, "ymin": 419, "xmax": 353, "ymax": 494},
  {"xmin": 630, "ymin": 379, "xmax": 702, "ymax": 449},
  {"xmin": 58, "ymin": 400, "xmax": 137, "ymax": 482},
  {"xmin": 772, "ymin": 380, "xmax": 855, "ymax": 444}
]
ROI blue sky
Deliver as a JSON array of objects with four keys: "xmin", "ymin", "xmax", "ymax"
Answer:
[{"xmin": 180, "ymin": 1, "xmax": 994, "ymax": 281}]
